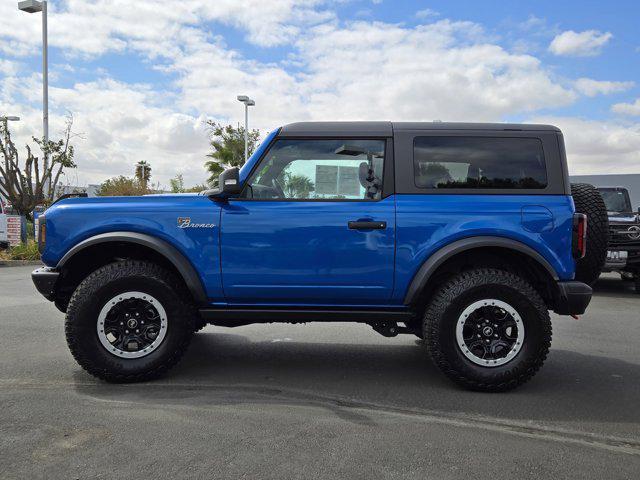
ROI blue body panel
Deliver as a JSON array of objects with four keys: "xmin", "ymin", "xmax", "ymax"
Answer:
[
  {"xmin": 392, "ymin": 194, "xmax": 575, "ymax": 303},
  {"xmin": 42, "ymin": 192, "xmax": 575, "ymax": 307},
  {"xmin": 219, "ymin": 197, "xmax": 396, "ymax": 305},
  {"xmin": 42, "ymin": 195, "xmax": 225, "ymax": 302}
]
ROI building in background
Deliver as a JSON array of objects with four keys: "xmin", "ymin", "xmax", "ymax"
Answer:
[{"xmin": 570, "ymin": 174, "xmax": 640, "ymax": 211}]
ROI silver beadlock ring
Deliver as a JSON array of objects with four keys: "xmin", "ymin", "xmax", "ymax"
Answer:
[
  {"xmin": 455, "ymin": 299, "xmax": 525, "ymax": 367},
  {"xmin": 96, "ymin": 291, "xmax": 168, "ymax": 359}
]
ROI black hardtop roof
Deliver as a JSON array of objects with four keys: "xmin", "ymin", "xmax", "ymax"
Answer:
[{"xmin": 280, "ymin": 121, "xmax": 560, "ymax": 137}]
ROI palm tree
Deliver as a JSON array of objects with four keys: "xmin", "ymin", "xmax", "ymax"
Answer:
[
  {"xmin": 135, "ymin": 161, "xmax": 151, "ymax": 189},
  {"xmin": 205, "ymin": 122, "xmax": 260, "ymax": 186}
]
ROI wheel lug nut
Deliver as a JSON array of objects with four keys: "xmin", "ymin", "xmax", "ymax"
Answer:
[
  {"xmin": 485, "ymin": 339, "xmax": 490, "ymax": 343},
  {"xmin": 120, "ymin": 322, "xmax": 123, "ymax": 325},
  {"xmin": 136, "ymin": 329, "xmax": 139, "ymax": 333},
  {"xmin": 125, "ymin": 330, "xmax": 129, "ymax": 334},
  {"xmin": 477, "ymin": 334, "xmax": 481, "ymax": 338},
  {"xmin": 494, "ymin": 334, "xmax": 498, "ymax": 338}
]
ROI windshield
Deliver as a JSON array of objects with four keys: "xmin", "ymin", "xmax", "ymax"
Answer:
[{"xmin": 598, "ymin": 188, "xmax": 632, "ymax": 212}]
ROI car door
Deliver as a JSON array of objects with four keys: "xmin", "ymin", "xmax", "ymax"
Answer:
[{"xmin": 220, "ymin": 137, "xmax": 396, "ymax": 306}]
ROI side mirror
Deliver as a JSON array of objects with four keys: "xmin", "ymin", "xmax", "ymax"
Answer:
[{"xmin": 209, "ymin": 167, "xmax": 242, "ymax": 198}]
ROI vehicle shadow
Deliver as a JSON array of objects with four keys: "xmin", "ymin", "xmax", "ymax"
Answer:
[
  {"xmin": 592, "ymin": 274, "xmax": 637, "ymax": 299},
  {"xmin": 75, "ymin": 329, "xmax": 640, "ymax": 429}
]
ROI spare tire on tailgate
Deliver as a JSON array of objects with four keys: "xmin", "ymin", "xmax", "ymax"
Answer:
[{"xmin": 571, "ymin": 183, "xmax": 609, "ymax": 285}]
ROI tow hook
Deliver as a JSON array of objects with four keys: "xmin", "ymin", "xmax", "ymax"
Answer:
[{"xmin": 571, "ymin": 314, "xmax": 580, "ymax": 320}]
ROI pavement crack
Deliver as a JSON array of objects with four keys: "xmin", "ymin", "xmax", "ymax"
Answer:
[{"xmin": 2, "ymin": 378, "xmax": 639, "ymax": 456}]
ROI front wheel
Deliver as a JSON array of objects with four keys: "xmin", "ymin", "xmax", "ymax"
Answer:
[
  {"xmin": 65, "ymin": 261, "xmax": 196, "ymax": 382},
  {"xmin": 423, "ymin": 268, "xmax": 552, "ymax": 392}
]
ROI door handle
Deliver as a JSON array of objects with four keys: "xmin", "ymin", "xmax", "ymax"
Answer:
[{"xmin": 348, "ymin": 221, "xmax": 387, "ymax": 230}]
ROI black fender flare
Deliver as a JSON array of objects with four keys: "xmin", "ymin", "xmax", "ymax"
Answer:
[
  {"xmin": 403, "ymin": 236, "xmax": 559, "ymax": 305},
  {"xmin": 57, "ymin": 232, "xmax": 208, "ymax": 304}
]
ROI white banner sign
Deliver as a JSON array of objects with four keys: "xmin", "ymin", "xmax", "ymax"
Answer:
[{"xmin": 6, "ymin": 215, "xmax": 22, "ymax": 246}]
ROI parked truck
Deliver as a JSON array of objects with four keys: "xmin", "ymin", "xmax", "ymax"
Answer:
[{"xmin": 597, "ymin": 186, "xmax": 640, "ymax": 293}]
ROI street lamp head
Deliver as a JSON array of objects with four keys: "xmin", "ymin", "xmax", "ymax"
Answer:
[
  {"xmin": 237, "ymin": 95, "xmax": 255, "ymax": 106},
  {"xmin": 18, "ymin": 0, "xmax": 43, "ymax": 13},
  {"xmin": 1, "ymin": 116, "xmax": 21, "ymax": 121}
]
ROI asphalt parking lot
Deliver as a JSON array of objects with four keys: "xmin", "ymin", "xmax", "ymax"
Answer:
[{"xmin": 1, "ymin": 266, "xmax": 639, "ymax": 479}]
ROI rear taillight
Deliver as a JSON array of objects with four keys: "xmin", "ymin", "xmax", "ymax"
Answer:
[{"xmin": 572, "ymin": 213, "xmax": 587, "ymax": 259}]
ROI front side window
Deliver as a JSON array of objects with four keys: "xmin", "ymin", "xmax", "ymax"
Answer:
[
  {"xmin": 414, "ymin": 137, "xmax": 547, "ymax": 189},
  {"xmin": 244, "ymin": 139, "xmax": 385, "ymax": 200}
]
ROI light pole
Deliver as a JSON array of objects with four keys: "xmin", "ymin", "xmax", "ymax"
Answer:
[
  {"xmin": 237, "ymin": 95, "xmax": 255, "ymax": 162},
  {"xmin": 18, "ymin": 0, "xmax": 48, "ymax": 192},
  {"xmin": 136, "ymin": 162, "xmax": 151, "ymax": 190}
]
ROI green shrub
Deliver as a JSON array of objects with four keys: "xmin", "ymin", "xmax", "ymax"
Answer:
[{"xmin": 2, "ymin": 241, "xmax": 41, "ymax": 261}]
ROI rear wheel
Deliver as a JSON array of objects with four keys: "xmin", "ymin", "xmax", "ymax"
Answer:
[
  {"xmin": 423, "ymin": 268, "xmax": 552, "ymax": 392},
  {"xmin": 65, "ymin": 261, "xmax": 195, "ymax": 382},
  {"xmin": 571, "ymin": 183, "xmax": 609, "ymax": 285}
]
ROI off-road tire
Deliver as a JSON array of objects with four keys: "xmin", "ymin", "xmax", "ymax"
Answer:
[
  {"xmin": 571, "ymin": 183, "xmax": 609, "ymax": 285},
  {"xmin": 423, "ymin": 268, "xmax": 552, "ymax": 392},
  {"xmin": 65, "ymin": 260, "xmax": 195, "ymax": 382}
]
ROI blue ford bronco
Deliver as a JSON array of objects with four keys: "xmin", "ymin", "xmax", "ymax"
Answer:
[{"xmin": 32, "ymin": 122, "xmax": 607, "ymax": 391}]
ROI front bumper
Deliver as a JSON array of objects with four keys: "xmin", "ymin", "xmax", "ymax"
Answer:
[
  {"xmin": 553, "ymin": 281, "xmax": 592, "ymax": 316},
  {"xmin": 31, "ymin": 267, "xmax": 59, "ymax": 301}
]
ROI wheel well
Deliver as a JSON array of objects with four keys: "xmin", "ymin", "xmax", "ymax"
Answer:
[
  {"xmin": 411, "ymin": 246, "xmax": 557, "ymax": 316},
  {"xmin": 54, "ymin": 242, "xmax": 195, "ymax": 312}
]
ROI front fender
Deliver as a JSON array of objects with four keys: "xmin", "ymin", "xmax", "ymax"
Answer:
[{"xmin": 57, "ymin": 232, "xmax": 208, "ymax": 304}]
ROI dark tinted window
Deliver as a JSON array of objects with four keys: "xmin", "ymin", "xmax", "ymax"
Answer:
[
  {"xmin": 414, "ymin": 137, "xmax": 547, "ymax": 189},
  {"xmin": 598, "ymin": 188, "xmax": 632, "ymax": 212}
]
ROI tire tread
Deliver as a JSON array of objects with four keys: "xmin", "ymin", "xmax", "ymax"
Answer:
[
  {"xmin": 65, "ymin": 260, "xmax": 195, "ymax": 383},
  {"xmin": 424, "ymin": 268, "xmax": 552, "ymax": 392}
]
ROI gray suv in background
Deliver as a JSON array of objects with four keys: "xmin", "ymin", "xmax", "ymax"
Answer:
[{"xmin": 598, "ymin": 186, "xmax": 640, "ymax": 293}]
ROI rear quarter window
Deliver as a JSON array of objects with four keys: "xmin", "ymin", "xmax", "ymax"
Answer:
[{"xmin": 413, "ymin": 136, "xmax": 547, "ymax": 190}]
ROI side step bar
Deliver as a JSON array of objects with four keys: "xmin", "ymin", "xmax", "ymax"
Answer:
[{"xmin": 198, "ymin": 307, "xmax": 416, "ymax": 323}]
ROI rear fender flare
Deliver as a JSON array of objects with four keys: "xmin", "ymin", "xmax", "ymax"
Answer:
[{"xmin": 403, "ymin": 236, "xmax": 559, "ymax": 305}]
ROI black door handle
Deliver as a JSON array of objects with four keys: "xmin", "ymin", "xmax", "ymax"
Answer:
[{"xmin": 348, "ymin": 221, "xmax": 387, "ymax": 230}]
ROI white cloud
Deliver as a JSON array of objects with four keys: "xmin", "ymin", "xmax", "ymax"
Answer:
[
  {"xmin": 1, "ymin": 77, "xmax": 212, "ymax": 188},
  {"xmin": 2, "ymin": 2, "xmax": 636, "ymax": 185},
  {"xmin": 612, "ymin": 98, "xmax": 640, "ymax": 116},
  {"xmin": 531, "ymin": 116, "xmax": 640, "ymax": 174},
  {"xmin": 574, "ymin": 78, "xmax": 634, "ymax": 97},
  {"xmin": 415, "ymin": 9, "xmax": 439, "ymax": 20},
  {"xmin": 286, "ymin": 20, "xmax": 574, "ymax": 121},
  {"xmin": 549, "ymin": 29, "xmax": 612, "ymax": 57},
  {"xmin": 0, "ymin": 0, "xmax": 334, "ymax": 57}
]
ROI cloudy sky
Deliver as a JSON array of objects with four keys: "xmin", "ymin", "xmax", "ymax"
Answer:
[{"xmin": 1, "ymin": 0, "xmax": 639, "ymax": 188}]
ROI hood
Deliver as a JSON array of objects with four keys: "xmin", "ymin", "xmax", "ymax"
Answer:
[{"xmin": 607, "ymin": 211, "xmax": 640, "ymax": 224}]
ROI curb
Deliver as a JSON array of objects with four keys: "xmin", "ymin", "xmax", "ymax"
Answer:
[{"xmin": 0, "ymin": 260, "xmax": 43, "ymax": 267}]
